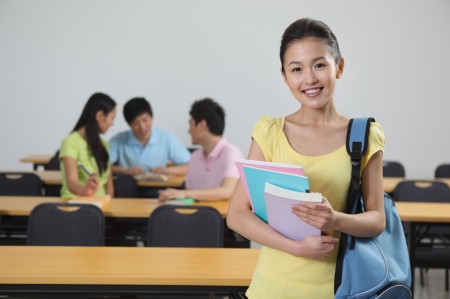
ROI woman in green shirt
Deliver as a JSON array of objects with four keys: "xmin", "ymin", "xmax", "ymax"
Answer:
[{"xmin": 60, "ymin": 93, "xmax": 117, "ymax": 198}]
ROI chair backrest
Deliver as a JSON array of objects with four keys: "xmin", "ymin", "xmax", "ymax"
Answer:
[
  {"xmin": 393, "ymin": 180, "xmax": 450, "ymax": 202},
  {"xmin": 113, "ymin": 174, "xmax": 139, "ymax": 198},
  {"xmin": 435, "ymin": 164, "xmax": 450, "ymax": 178},
  {"xmin": 147, "ymin": 205, "xmax": 223, "ymax": 248},
  {"xmin": 0, "ymin": 172, "xmax": 42, "ymax": 196},
  {"xmin": 27, "ymin": 203, "xmax": 105, "ymax": 246},
  {"xmin": 383, "ymin": 161, "xmax": 406, "ymax": 177},
  {"xmin": 45, "ymin": 150, "xmax": 60, "ymax": 170}
]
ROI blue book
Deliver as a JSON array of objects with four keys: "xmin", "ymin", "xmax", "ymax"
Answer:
[{"xmin": 243, "ymin": 165, "xmax": 310, "ymax": 222}]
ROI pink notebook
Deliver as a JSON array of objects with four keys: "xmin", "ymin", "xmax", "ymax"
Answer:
[{"xmin": 235, "ymin": 159, "xmax": 304, "ymax": 209}]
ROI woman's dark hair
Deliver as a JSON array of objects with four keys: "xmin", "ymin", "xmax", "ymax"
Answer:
[
  {"xmin": 73, "ymin": 92, "xmax": 116, "ymax": 175},
  {"xmin": 123, "ymin": 97, "xmax": 153, "ymax": 124},
  {"xmin": 190, "ymin": 98, "xmax": 225, "ymax": 136},
  {"xmin": 280, "ymin": 18, "xmax": 341, "ymax": 72}
]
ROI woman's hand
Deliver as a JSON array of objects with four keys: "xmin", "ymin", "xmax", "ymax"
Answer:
[
  {"xmin": 82, "ymin": 174, "xmax": 99, "ymax": 196},
  {"xmin": 291, "ymin": 235, "xmax": 338, "ymax": 260},
  {"xmin": 291, "ymin": 197, "xmax": 337, "ymax": 232}
]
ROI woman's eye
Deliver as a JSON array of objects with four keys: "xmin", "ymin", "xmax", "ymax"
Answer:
[
  {"xmin": 314, "ymin": 63, "xmax": 325, "ymax": 69},
  {"xmin": 292, "ymin": 67, "xmax": 302, "ymax": 72}
]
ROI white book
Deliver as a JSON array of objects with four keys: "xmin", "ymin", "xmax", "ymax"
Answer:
[{"xmin": 264, "ymin": 182, "xmax": 322, "ymax": 240}]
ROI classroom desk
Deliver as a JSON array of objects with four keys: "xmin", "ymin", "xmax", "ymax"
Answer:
[
  {"xmin": 0, "ymin": 196, "xmax": 232, "ymax": 247},
  {"xmin": 33, "ymin": 174, "xmax": 450, "ymax": 193},
  {"xmin": 383, "ymin": 177, "xmax": 450, "ymax": 194},
  {"xmin": 0, "ymin": 196, "xmax": 229, "ymax": 218},
  {"xmin": 396, "ymin": 201, "xmax": 450, "ymax": 295},
  {"xmin": 0, "ymin": 246, "xmax": 259, "ymax": 297},
  {"xmin": 19, "ymin": 155, "xmax": 52, "ymax": 170},
  {"xmin": 31, "ymin": 170, "xmax": 185, "ymax": 188}
]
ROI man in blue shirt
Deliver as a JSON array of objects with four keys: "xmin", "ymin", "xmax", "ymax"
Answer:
[{"xmin": 109, "ymin": 97, "xmax": 190, "ymax": 176}]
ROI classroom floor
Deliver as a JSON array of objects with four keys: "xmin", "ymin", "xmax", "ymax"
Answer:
[{"xmin": 415, "ymin": 268, "xmax": 450, "ymax": 299}]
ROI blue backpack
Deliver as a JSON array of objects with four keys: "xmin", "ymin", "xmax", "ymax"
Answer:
[{"xmin": 334, "ymin": 118, "xmax": 412, "ymax": 299}]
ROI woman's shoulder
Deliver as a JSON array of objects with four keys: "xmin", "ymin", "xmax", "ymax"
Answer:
[
  {"xmin": 61, "ymin": 131, "xmax": 82, "ymax": 145},
  {"xmin": 253, "ymin": 115, "xmax": 285, "ymax": 133},
  {"xmin": 370, "ymin": 121, "xmax": 384, "ymax": 134},
  {"xmin": 369, "ymin": 121, "xmax": 385, "ymax": 147}
]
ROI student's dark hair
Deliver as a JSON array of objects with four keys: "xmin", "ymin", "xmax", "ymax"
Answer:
[
  {"xmin": 190, "ymin": 98, "xmax": 225, "ymax": 136},
  {"xmin": 123, "ymin": 97, "xmax": 153, "ymax": 124},
  {"xmin": 73, "ymin": 92, "xmax": 116, "ymax": 175},
  {"xmin": 280, "ymin": 18, "xmax": 341, "ymax": 72}
]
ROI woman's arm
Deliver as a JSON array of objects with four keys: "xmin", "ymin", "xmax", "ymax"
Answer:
[
  {"xmin": 293, "ymin": 151, "xmax": 386, "ymax": 237},
  {"xmin": 106, "ymin": 170, "xmax": 114, "ymax": 197},
  {"xmin": 62, "ymin": 157, "xmax": 98, "ymax": 196},
  {"xmin": 335, "ymin": 150, "xmax": 386, "ymax": 236},
  {"xmin": 226, "ymin": 140, "xmax": 338, "ymax": 259}
]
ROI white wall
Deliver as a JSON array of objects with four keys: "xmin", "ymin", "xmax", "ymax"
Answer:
[{"xmin": 1, "ymin": 0, "xmax": 449, "ymax": 178}]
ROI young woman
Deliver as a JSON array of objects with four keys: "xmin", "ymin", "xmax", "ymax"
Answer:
[
  {"xmin": 227, "ymin": 18, "xmax": 386, "ymax": 298},
  {"xmin": 60, "ymin": 92, "xmax": 116, "ymax": 198}
]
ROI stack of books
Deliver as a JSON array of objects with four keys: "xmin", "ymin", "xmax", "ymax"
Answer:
[{"xmin": 236, "ymin": 159, "xmax": 322, "ymax": 240}]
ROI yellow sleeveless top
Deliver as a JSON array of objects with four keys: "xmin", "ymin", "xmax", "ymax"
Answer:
[{"xmin": 246, "ymin": 116, "xmax": 385, "ymax": 299}]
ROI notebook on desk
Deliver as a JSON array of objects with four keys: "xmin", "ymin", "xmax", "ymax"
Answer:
[{"xmin": 134, "ymin": 172, "xmax": 169, "ymax": 182}]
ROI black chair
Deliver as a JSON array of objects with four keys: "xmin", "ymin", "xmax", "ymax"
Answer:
[
  {"xmin": 0, "ymin": 172, "xmax": 42, "ymax": 196},
  {"xmin": 113, "ymin": 174, "xmax": 139, "ymax": 198},
  {"xmin": 394, "ymin": 180, "xmax": 450, "ymax": 290},
  {"xmin": 147, "ymin": 205, "xmax": 223, "ymax": 248},
  {"xmin": 0, "ymin": 172, "xmax": 43, "ymax": 244},
  {"xmin": 383, "ymin": 160, "xmax": 405, "ymax": 177},
  {"xmin": 45, "ymin": 150, "xmax": 60, "ymax": 170},
  {"xmin": 435, "ymin": 164, "xmax": 450, "ymax": 178},
  {"xmin": 27, "ymin": 203, "xmax": 105, "ymax": 246}
]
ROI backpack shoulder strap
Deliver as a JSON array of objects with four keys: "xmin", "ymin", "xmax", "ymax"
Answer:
[
  {"xmin": 346, "ymin": 118, "xmax": 374, "ymax": 159},
  {"xmin": 344, "ymin": 117, "xmax": 375, "ymax": 213},
  {"xmin": 335, "ymin": 117, "xmax": 376, "ymax": 293}
]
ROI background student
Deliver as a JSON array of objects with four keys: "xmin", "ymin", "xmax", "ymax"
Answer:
[
  {"xmin": 109, "ymin": 97, "xmax": 190, "ymax": 176},
  {"xmin": 158, "ymin": 98, "xmax": 243, "ymax": 202},
  {"xmin": 59, "ymin": 92, "xmax": 116, "ymax": 198},
  {"xmin": 227, "ymin": 18, "xmax": 385, "ymax": 298}
]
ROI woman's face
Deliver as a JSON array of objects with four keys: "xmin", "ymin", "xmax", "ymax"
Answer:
[
  {"xmin": 97, "ymin": 107, "xmax": 117, "ymax": 134},
  {"xmin": 282, "ymin": 37, "xmax": 343, "ymax": 110}
]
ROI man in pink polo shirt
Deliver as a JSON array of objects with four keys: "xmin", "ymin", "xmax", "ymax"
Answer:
[{"xmin": 158, "ymin": 98, "xmax": 243, "ymax": 202}]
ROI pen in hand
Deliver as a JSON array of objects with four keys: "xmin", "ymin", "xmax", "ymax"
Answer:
[
  {"xmin": 77, "ymin": 161, "xmax": 92, "ymax": 176},
  {"xmin": 78, "ymin": 161, "xmax": 98, "ymax": 196}
]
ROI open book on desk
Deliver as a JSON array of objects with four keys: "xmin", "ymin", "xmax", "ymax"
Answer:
[
  {"xmin": 134, "ymin": 172, "xmax": 169, "ymax": 182},
  {"xmin": 68, "ymin": 195, "xmax": 111, "ymax": 209},
  {"xmin": 241, "ymin": 164, "xmax": 310, "ymax": 223},
  {"xmin": 235, "ymin": 159, "xmax": 304, "ymax": 210},
  {"xmin": 265, "ymin": 182, "xmax": 322, "ymax": 240}
]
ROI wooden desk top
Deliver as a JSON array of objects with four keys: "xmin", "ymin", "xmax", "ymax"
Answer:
[
  {"xmin": 0, "ymin": 196, "xmax": 229, "ymax": 218},
  {"xmin": 0, "ymin": 246, "xmax": 259, "ymax": 286},
  {"xmin": 396, "ymin": 201, "xmax": 450, "ymax": 223},
  {"xmin": 19, "ymin": 155, "xmax": 52, "ymax": 165},
  {"xmin": 34, "ymin": 172, "xmax": 450, "ymax": 192},
  {"xmin": 383, "ymin": 177, "xmax": 450, "ymax": 194},
  {"xmin": 31, "ymin": 171, "xmax": 185, "ymax": 188}
]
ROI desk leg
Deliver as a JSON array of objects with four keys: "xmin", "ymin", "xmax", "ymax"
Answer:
[{"xmin": 408, "ymin": 222, "xmax": 416, "ymax": 298}]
